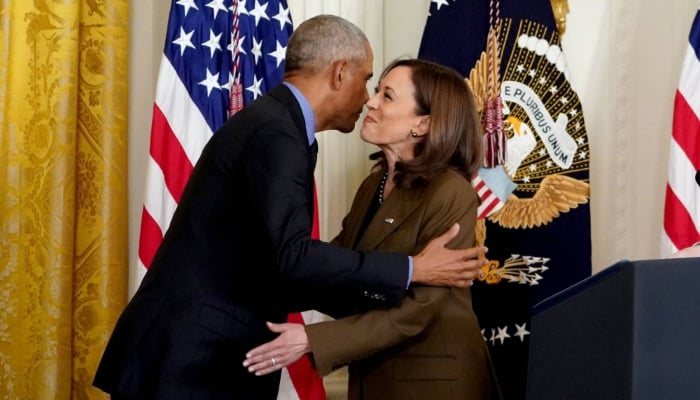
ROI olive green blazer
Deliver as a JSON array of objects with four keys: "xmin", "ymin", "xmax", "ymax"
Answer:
[{"xmin": 306, "ymin": 168, "xmax": 500, "ymax": 400}]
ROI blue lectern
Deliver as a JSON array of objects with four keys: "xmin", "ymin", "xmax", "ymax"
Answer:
[{"xmin": 526, "ymin": 257, "xmax": 700, "ymax": 400}]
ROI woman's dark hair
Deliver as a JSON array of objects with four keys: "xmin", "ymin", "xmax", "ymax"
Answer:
[{"xmin": 370, "ymin": 58, "xmax": 483, "ymax": 189}]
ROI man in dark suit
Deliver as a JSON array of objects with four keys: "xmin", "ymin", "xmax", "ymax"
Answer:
[{"xmin": 93, "ymin": 14, "xmax": 487, "ymax": 399}]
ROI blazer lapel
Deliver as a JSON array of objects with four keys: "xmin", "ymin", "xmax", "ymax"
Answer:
[{"xmin": 355, "ymin": 184, "xmax": 424, "ymax": 252}]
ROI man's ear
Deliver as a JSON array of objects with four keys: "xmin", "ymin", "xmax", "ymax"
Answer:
[{"xmin": 330, "ymin": 60, "xmax": 347, "ymax": 90}]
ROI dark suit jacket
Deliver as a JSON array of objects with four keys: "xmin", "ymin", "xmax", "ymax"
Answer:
[
  {"xmin": 306, "ymin": 169, "xmax": 500, "ymax": 400},
  {"xmin": 93, "ymin": 84, "xmax": 410, "ymax": 399}
]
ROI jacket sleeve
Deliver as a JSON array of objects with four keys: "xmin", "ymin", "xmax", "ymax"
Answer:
[{"xmin": 247, "ymin": 128, "xmax": 409, "ymax": 307}]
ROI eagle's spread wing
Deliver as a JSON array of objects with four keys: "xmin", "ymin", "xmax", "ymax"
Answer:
[{"xmin": 488, "ymin": 174, "xmax": 590, "ymax": 229}]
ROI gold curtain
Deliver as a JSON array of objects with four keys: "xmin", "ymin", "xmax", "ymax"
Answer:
[{"xmin": 0, "ymin": 0, "xmax": 128, "ymax": 398}]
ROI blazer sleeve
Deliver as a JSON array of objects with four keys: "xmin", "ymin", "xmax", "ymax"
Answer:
[{"xmin": 306, "ymin": 173, "xmax": 479, "ymax": 375}]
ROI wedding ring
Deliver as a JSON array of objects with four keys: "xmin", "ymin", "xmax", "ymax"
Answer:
[{"xmin": 271, "ymin": 357, "xmax": 276, "ymax": 366}]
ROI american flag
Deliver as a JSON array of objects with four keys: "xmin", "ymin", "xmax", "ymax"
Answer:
[
  {"xmin": 662, "ymin": 5, "xmax": 700, "ymax": 256},
  {"xmin": 138, "ymin": 0, "xmax": 326, "ymax": 398}
]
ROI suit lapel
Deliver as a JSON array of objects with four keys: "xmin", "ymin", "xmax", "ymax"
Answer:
[{"xmin": 268, "ymin": 84, "xmax": 317, "ymax": 222}]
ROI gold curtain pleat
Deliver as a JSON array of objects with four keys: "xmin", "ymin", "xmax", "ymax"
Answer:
[{"xmin": 0, "ymin": 0, "xmax": 129, "ymax": 398}]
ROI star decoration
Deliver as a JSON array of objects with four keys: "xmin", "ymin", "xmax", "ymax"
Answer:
[
  {"xmin": 198, "ymin": 68, "xmax": 221, "ymax": 96},
  {"xmin": 249, "ymin": 0, "xmax": 270, "ymax": 26},
  {"xmin": 268, "ymin": 40, "xmax": 286, "ymax": 68},
  {"xmin": 272, "ymin": 2, "xmax": 292, "ymax": 30},
  {"xmin": 176, "ymin": 0, "xmax": 198, "ymax": 17},
  {"xmin": 251, "ymin": 36, "xmax": 263, "ymax": 64},
  {"xmin": 514, "ymin": 323, "xmax": 530, "ymax": 342},
  {"xmin": 246, "ymin": 75, "xmax": 263, "ymax": 99},
  {"xmin": 173, "ymin": 27, "xmax": 196, "ymax": 56},
  {"xmin": 432, "ymin": 0, "xmax": 450, "ymax": 11},
  {"xmin": 494, "ymin": 326, "xmax": 511, "ymax": 345},
  {"xmin": 206, "ymin": 0, "xmax": 228, "ymax": 19},
  {"xmin": 202, "ymin": 29, "xmax": 223, "ymax": 58}
]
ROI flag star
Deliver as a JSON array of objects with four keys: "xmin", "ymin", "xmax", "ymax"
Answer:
[
  {"xmin": 538, "ymin": 77, "xmax": 547, "ymax": 85},
  {"xmin": 202, "ymin": 29, "xmax": 223, "ymax": 58},
  {"xmin": 227, "ymin": 37, "xmax": 235, "ymax": 53},
  {"xmin": 251, "ymin": 37, "xmax": 263, "ymax": 64},
  {"xmin": 272, "ymin": 2, "xmax": 292, "ymax": 30},
  {"xmin": 514, "ymin": 323, "xmax": 530, "ymax": 342},
  {"xmin": 495, "ymin": 326, "xmax": 511, "ymax": 345},
  {"xmin": 235, "ymin": 35, "xmax": 247, "ymax": 56},
  {"xmin": 549, "ymin": 85, "xmax": 558, "ymax": 94},
  {"xmin": 578, "ymin": 150, "xmax": 587, "ymax": 159},
  {"xmin": 546, "ymin": 160, "xmax": 553, "ymax": 168},
  {"xmin": 575, "ymin": 121, "xmax": 581, "ymax": 130},
  {"xmin": 172, "ymin": 27, "xmax": 196, "ymax": 56},
  {"xmin": 529, "ymin": 164, "xmax": 537, "ymax": 172},
  {"xmin": 560, "ymin": 96, "xmax": 569, "ymax": 104},
  {"xmin": 539, "ymin": 148, "xmax": 546, "ymax": 156},
  {"xmin": 206, "ymin": 0, "xmax": 228, "ymax": 19},
  {"xmin": 238, "ymin": 0, "xmax": 250, "ymax": 15},
  {"xmin": 198, "ymin": 68, "xmax": 221, "ymax": 96},
  {"xmin": 233, "ymin": 0, "xmax": 248, "ymax": 15},
  {"xmin": 516, "ymin": 64, "xmax": 526, "ymax": 73},
  {"xmin": 268, "ymin": 40, "xmax": 286, "ymax": 68},
  {"xmin": 481, "ymin": 329, "xmax": 487, "ymax": 342},
  {"xmin": 522, "ymin": 176, "xmax": 531, "ymax": 183},
  {"xmin": 569, "ymin": 108, "xmax": 578, "ymax": 117},
  {"xmin": 249, "ymin": 0, "xmax": 270, "ymax": 26},
  {"xmin": 577, "ymin": 137, "xmax": 586, "ymax": 145},
  {"xmin": 432, "ymin": 0, "xmax": 450, "ymax": 11},
  {"xmin": 221, "ymin": 71, "xmax": 234, "ymax": 92},
  {"xmin": 176, "ymin": 0, "xmax": 198, "ymax": 17},
  {"xmin": 246, "ymin": 75, "xmax": 263, "ymax": 99},
  {"xmin": 528, "ymin": 69, "xmax": 536, "ymax": 78}
]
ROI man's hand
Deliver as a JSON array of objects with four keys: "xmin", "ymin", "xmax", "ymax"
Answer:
[
  {"xmin": 243, "ymin": 322, "xmax": 310, "ymax": 376},
  {"xmin": 411, "ymin": 223, "xmax": 488, "ymax": 288}
]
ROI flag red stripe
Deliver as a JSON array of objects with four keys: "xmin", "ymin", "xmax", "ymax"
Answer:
[
  {"xmin": 138, "ymin": 207, "xmax": 164, "ymax": 268},
  {"xmin": 672, "ymin": 92, "xmax": 700, "ymax": 170},
  {"xmin": 150, "ymin": 105, "xmax": 194, "ymax": 203},
  {"xmin": 285, "ymin": 313, "xmax": 327, "ymax": 400},
  {"xmin": 664, "ymin": 184, "xmax": 700, "ymax": 249}
]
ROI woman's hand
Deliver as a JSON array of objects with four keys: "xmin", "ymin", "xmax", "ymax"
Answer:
[{"xmin": 243, "ymin": 322, "xmax": 311, "ymax": 376}]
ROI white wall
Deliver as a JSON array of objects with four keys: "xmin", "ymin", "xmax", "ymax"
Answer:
[{"xmin": 128, "ymin": 0, "xmax": 698, "ymax": 293}]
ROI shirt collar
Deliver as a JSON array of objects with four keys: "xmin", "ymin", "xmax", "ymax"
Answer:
[{"xmin": 283, "ymin": 82, "xmax": 316, "ymax": 146}]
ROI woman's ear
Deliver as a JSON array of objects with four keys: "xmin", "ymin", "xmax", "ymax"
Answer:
[{"xmin": 415, "ymin": 115, "xmax": 431, "ymax": 135}]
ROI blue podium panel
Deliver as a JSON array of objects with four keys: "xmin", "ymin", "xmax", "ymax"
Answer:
[{"xmin": 526, "ymin": 257, "xmax": 700, "ymax": 400}]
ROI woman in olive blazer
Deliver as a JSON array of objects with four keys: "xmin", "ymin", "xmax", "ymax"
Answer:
[
  {"xmin": 310, "ymin": 168, "xmax": 498, "ymax": 399},
  {"xmin": 245, "ymin": 58, "xmax": 501, "ymax": 399}
]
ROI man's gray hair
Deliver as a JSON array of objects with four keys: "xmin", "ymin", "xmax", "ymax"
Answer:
[{"xmin": 285, "ymin": 14, "xmax": 369, "ymax": 74}]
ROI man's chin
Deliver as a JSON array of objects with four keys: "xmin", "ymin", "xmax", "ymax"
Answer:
[{"xmin": 336, "ymin": 124, "xmax": 355, "ymax": 133}]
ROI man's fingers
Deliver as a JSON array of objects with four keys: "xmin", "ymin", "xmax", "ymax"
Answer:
[{"xmin": 458, "ymin": 245, "xmax": 488, "ymax": 260}]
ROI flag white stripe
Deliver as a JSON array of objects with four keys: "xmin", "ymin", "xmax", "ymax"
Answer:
[
  {"xmin": 277, "ymin": 368, "xmax": 302, "ymax": 400},
  {"xmin": 660, "ymin": 231, "xmax": 679, "ymax": 256},
  {"xmin": 155, "ymin": 57, "xmax": 213, "ymax": 164},
  {"xmin": 142, "ymin": 156, "xmax": 179, "ymax": 234}
]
